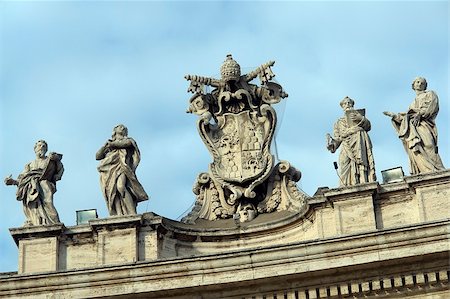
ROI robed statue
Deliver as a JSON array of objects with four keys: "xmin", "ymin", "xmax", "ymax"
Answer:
[
  {"xmin": 326, "ymin": 97, "xmax": 376, "ymax": 186},
  {"xmin": 4, "ymin": 140, "xmax": 63, "ymax": 226},
  {"xmin": 183, "ymin": 54, "xmax": 309, "ymax": 223},
  {"xmin": 96, "ymin": 124, "xmax": 149, "ymax": 216},
  {"xmin": 383, "ymin": 77, "xmax": 445, "ymax": 175}
]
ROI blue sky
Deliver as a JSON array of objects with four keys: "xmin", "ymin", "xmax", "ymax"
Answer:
[{"xmin": 0, "ymin": 1, "xmax": 448, "ymax": 272}]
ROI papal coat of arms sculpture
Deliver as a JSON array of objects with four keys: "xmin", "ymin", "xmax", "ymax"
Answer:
[{"xmin": 183, "ymin": 55, "xmax": 309, "ymax": 223}]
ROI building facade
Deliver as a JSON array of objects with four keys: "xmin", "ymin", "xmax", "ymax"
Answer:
[{"xmin": 0, "ymin": 170, "xmax": 449, "ymax": 298}]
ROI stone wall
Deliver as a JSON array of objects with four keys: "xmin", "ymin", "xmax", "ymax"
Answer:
[{"xmin": 1, "ymin": 170, "xmax": 449, "ymax": 298}]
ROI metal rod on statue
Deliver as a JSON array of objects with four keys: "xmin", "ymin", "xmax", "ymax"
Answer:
[{"xmin": 334, "ymin": 162, "xmax": 345, "ymax": 186}]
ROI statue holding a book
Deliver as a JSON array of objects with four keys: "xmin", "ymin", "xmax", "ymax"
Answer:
[
  {"xmin": 326, "ymin": 97, "xmax": 376, "ymax": 186},
  {"xmin": 4, "ymin": 140, "xmax": 63, "ymax": 226}
]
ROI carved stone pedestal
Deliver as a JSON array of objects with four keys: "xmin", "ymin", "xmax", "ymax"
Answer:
[
  {"xmin": 10, "ymin": 214, "xmax": 163, "ymax": 275},
  {"xmin": 10, "ymin": 224, "xmax": 64, "ymax": 274}
]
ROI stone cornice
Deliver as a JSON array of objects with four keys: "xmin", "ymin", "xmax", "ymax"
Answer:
[
  {"xmin": 1, "ymin": 219, "xmax": 448, "ymax": 298},
  {"xmin": 9, "ymin": 224, "xmax": 65, "ymax": 246}
]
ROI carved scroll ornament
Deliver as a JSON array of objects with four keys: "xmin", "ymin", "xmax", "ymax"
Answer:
[{"xmin": 183, "ymin": 55, "xmax": 308, "ymax": 223}]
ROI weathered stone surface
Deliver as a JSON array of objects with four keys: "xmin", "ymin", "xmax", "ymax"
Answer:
[
  {"xmin": 19, "ymin": 237, "xmax": 58, "ymax": 274},
  {"xmin": 9, "ymin": 224, "xmax": 63, "ymax": 274},
  {"xmin": 60, "ymin": 240, "xmax": 97, "ymax": 270},
  {"xmin": 376, "ymin": 170, "xmax": 450, "ymax": 229},
  {"xmin": 8, "ymin": 170, "xmax": 450, "ymax": 276},
  {"xmin": 1, "ymin": 220, "xmax": 448, "ymax": 298},
  {"xmin": 2, "ymin": 170, "xmax": 449, "ymax": 298},
  {"xmin": 331, "ymin": 186, "xmax": 377, "ymax": 234},
  {"xmin": 138, "ymin": 226, "xmax": 159, "ymax": 261},
  {"xmin": 98, "ymin": 227, "xmax": 138, "ymax": 265}
]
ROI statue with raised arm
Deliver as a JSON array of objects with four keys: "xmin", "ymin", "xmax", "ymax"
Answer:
[
  {"xmin": 182, "ymin": 54, "xmax": 309, "ymax": 223},
  {"xmin": 326, "ymin": 97, "xmax": 376, "ymax": 186},
  {"xmin": 4, "ymin": 140, "xmax": 63, "ymax": 226},
  {"xmin": 383, "ymin": 77, "xmax": 445, "ymax": 175},
  {"xmin": 96, "ymin": 124, "xmax": 149, "ymax": 216}
]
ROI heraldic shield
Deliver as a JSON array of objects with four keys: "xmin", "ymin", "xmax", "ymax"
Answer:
[
  {"xmin": 183, "ymin": 55, "xmax": 309, "ymax": 223},
  {"xmin": 202, "ymin": 109, "xmax": 274, "ymax": 184}
]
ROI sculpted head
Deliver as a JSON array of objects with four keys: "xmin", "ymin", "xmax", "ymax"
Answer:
[
  {"xmin": 237, "ymin": 202, "xmax": 257, "ymax": 223},
  {"xmin": 220, "ymin": 54, "xmax": 241, "ymax": 82},
  {"xmin": 112, "ymin": 124, "xmax": 128, "ymax": 139},
  {"xmin": 34, "ymin": 140, "xmax": 48, "ymax": 158},
  {"xmin": 411, "ymin": 77, "xmax": 427, "ymax": 92},
  {"xmin": 340, "ymin": 96, "xmax": 355, "ymax": 111}
]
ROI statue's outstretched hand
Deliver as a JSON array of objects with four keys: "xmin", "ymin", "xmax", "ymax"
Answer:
[
  {"xmin": 383, "ymin": 111, "xmax": 395, "ymax": 118},
  {"xmin": 4, "ymin": 174, "xmax": 18, "ymax": 186}
]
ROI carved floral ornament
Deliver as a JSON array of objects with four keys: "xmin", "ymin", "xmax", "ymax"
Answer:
[{"xmin": 183, "ymin": 54, "xmax": 309, "ymax": 223}]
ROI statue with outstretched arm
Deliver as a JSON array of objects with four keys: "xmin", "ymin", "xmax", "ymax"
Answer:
[
  {"xmin": 4, "ymin": 140, "xmax": 63, "ymax": 226},
  {"xmin": 383, "ymin": 77, "xmax": 445, "ymax": 175}
]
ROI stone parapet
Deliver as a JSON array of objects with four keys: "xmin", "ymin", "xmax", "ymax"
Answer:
[
  {"xmin": 1, "ymin": 220, "xmax": 448, "ymax": 298},
  {"xmin": 7, "ymin": 170, "xmax": 450, "ymax": 275},
  {"xmin": 9, "ymin": 214, "xmax": 163, "ymax": 274},
  {"xmin": 375, "ymin": 169, "xmax": 450, "ymax": 229},
  {"xmin": 2, "ymin": 170, "xmax": 449, "ymax": 298}
]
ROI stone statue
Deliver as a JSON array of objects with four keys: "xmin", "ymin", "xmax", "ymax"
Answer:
[
  {"xmin": 96, "ymin": 124, "xmax": 149, "ymax": 216},
  {"xmin": 326, "ymin": 97, "xmax": 376, "ymax": 186},
  {"xmin": 383, "ymin": 77, "xmax": 445, "ymax": 175},
  {"xmin": 182, "ymin": 54, "xmax": 309, "ymax": 223},
  {"xmin": 4, "ymin": 140, "xmax": 63, "ymax": 226}
]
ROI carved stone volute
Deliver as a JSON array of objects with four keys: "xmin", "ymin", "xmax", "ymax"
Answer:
[{"xmin": 183, "ymin": 55, "xmax": 308, "ymax": 223}]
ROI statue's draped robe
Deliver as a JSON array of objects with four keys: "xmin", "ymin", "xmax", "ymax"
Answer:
[
  {"xmin": 16, "ymin": 156, "xmax": 62, "ymax": 226},
  {"xmin": 333, "ymin": 116, "xmax": 376, "ymax": 186},
  {"xmin": 97, "ymin": 137, "xmax": 148, "ymax": 215},
  {"xmin": 391, "ymin": 90, "xmax": 445, "ymax": 174}
]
